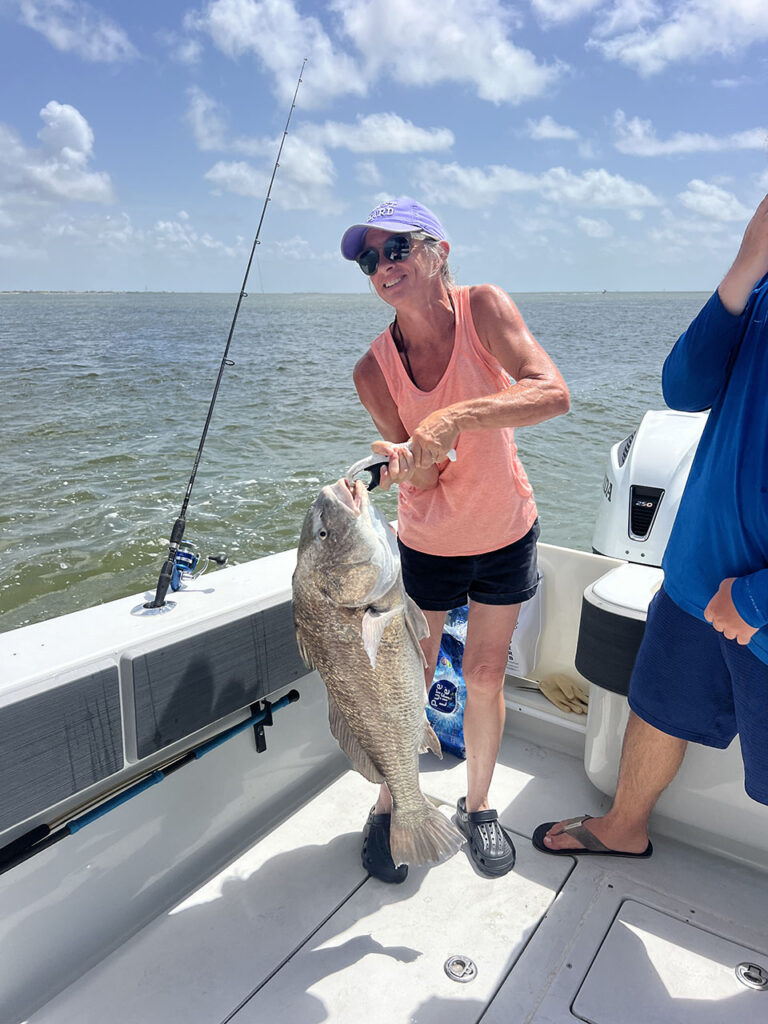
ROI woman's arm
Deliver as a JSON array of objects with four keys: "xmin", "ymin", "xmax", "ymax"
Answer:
[
  {"xmin": 353, "ymin": 351, "xmax": 439, "ymax": 491},
  {"xmin": 408, "ymin": 284, "xmax": 570, "ymax": 466}
]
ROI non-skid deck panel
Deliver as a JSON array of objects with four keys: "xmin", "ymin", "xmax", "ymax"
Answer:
[
  {"xmin": 483, "ymin": 830, "xmax": 768, "ymax": 1023},
  {"xmin": 29, "ymin": 736, "xmax": 594, "ymax": 1024},
  {"xmin": 229, "ymin": 830, "xmax": 570, "ymax": 1024},
  {"xmin": 0, "ymin": 667, "xmax": 122, "ymax": 833},
  {"xmin": 29, "ymin": 770, "xmax": 372, "ymax": 1024},
  {"xmin": 128, "ymin": 600, "xmax": 306, "ymax": 757},
  {"xmin": 573, "ymin": 899, "xmax": 768, "ymax": 1024}
]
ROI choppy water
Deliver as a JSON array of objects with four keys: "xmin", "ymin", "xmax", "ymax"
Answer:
[{"xmin": 1, "ymin": 289, "xmax": 707, "ymax": 633}]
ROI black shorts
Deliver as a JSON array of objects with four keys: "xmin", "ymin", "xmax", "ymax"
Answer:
[{"xmin": 398, "ymin": 520, "xmax": 540, "ymax": 611}]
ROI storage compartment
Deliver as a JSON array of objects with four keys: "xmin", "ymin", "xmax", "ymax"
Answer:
[
  {"xmin": 573, "ymin": 900, "xmax": 768, "ymax": 1023},
  {"xmin": 575, "ymin": 563, "xmax": 663, "ymax": 696}
]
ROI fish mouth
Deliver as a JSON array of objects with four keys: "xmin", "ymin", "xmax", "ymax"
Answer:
[{"xmin": 329, "ymin": 476, "xmax": 366, "ymax": 516}]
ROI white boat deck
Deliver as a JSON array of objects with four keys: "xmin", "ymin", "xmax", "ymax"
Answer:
[{"xmin": 29, "ymin": 727, "xmax": 768, "ymax": 1024}]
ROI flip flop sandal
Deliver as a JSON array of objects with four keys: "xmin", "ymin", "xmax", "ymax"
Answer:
[
  {"xmin": 532, "ymin": 815, "xmax": 653, "ymax": 858},
  {"xmin": 456, "ymin": 797, "xmax": 516, "ymax": 877},
  {"xmin": 361, "ymin": 807, "xmax": 408, "ymax": 884}
]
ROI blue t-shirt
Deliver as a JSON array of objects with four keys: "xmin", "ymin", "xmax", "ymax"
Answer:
[{"xmin": 661, "ymin": 275, "xmax": 768, "ymax": 666}]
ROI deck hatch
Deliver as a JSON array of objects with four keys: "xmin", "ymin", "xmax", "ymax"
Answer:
[
  {"xmin": 128, "ymin": 600, "xmax": 306, "ymax": 758},
  {"xmin": 0, "ymin": 667, "xmax": 122, "ymax": 833},
  {"xmin": 573, "ymin": 899, "xmax": 768, "ymax": 1023}
]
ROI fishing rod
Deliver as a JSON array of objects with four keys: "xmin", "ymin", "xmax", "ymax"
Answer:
[
  {"xmin": 0, "ymin": 689, "xmax": 301, "ymax": 876},
  {"xmin": 146, "ymin": 59, "xmax": 307, "ymax": 610}
]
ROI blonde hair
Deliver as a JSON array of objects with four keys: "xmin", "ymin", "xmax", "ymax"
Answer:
[{"xmin": 412, "ymin": 231, "xmax": 455, "ymax": 288}]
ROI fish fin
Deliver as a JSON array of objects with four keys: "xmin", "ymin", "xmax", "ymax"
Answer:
[
  {"xmin": 419, "ymin": 720, "xmax": 443, "ymax": 759},
  {"xmin": 327, "ymin": 693, "xmax": 384, "ymax": 784},
  {"xmin": 404, "ymin": 594, "xmax": 429, "ymax": 669},
  {"xmin": 389, "ymin": 799, "xmax": 465, "ymax": 867},
  {"xmin": 293, "ymin": 618, "xmax": 316, "ymax": 670},
  {"xmin": 361, "ymin": 606, "xmax": 401, "ymax": 670}
]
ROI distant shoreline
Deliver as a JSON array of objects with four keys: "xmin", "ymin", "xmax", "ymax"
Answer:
[{"xmin": 1, "ymin": 288, "xmax": 709, "ymax": 296}]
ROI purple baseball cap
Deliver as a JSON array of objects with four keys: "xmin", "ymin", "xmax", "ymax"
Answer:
[{"xmin": 340, "ymin": 197, "xmax": 447, "ymax": 260}]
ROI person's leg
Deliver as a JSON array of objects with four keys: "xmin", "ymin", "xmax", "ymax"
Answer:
[
  {"xmin": 373, "ymin": 607, "xmax": 446, "ymax": 815},
  {"xmin": 462, "ymin": 601, "xmax": 520, "ymax": 812},
  {"xmin": 452, "ymin": 600, "xmax": 520, "ymax": 876},
  {"xmin": 536, "ymin": 586, "xmax": 735, "ymax": 856},
  {"xmin": 542, "ymin": 711, "xmax": 686, "ymax": 853}
]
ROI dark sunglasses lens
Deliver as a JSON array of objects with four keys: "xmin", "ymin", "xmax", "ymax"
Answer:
[
  {"xmin": 385, "ymin": 236, "xmax": 410, "ymax": 262},
  {"xmin": 357, "ymin": 248, "xmax": 379, "ymax": 276}
]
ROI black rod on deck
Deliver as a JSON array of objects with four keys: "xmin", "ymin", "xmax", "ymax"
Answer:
[{"xmin": 147, "ymin": 59, "xmax": 307, "ymax": 609}]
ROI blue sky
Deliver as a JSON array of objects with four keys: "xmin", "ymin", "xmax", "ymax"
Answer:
[{"xmin": 1, "ymin": 0, "xmax": 767, "ymax": 292}]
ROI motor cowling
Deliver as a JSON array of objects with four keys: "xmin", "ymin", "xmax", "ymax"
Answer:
[{"xmin": 591, "ymin": 409, "xmax": 707, "ymax": 567}]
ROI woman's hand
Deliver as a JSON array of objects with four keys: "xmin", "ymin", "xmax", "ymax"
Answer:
[
  {"xmin": 370, "ymin": 440, "xmax": 439, "ymax": 490},
  {"xmin": 409, "ymin": 410, "xmax": 459, "ymax": 468}
]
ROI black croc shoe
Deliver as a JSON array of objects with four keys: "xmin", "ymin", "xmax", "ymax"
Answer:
[
  {"xmin": 361, "ymin": 807, "xmax": 408, "ymax": 884},
  {"xmin": 456, "ymin": 797, "xmax": 516, "ymax": 877}
]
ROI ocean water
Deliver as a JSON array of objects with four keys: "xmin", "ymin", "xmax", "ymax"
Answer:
[{"xmin": 0, "ymin": 289, "xmax": 708, "ymax": 633}]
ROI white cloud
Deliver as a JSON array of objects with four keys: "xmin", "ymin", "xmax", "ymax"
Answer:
[
  {"xmin": 590, "ymin": 0, "xmax": 768, "ymax": 76},
  {"xmin": 649, "ymin": 207, "xmax": 742, "ymax": 260},
  {"xmin": 152, "ymin": 215, "xmax": 245, "ymax": 257},
  {"xmin": 305, "ymin": 113, "xmax": 453, "ymax": 153},
  {"xmin": 677, "ymin": 180, "xmax": 751, "ymax": 221},
  {"xmin": 577, "ymin": 215, "xmax": 614, "ymax": 237},
  {"xmin": 19, "ymin": 0, "xmax": 138, "ymax": 62},
  {"xmin": 185, "ymin": 88, "xmax": 229, "ymax": 151},
  {"xmin": 613, "ymin": 110, "xmax": 768, "ymax": 155},
  {"xmin": 526, "ymin": 115, "xmax": 580, "ymax": 141},
  {"xmin": 531, "ymin": 0, "xmax": 604, "ymax": 26},
  {"xmin": 204, "ymin": 133, "xmax": 339, "ymax": 210},
  {"xmin": 186, "ymin": 94, "xmax": 451, "ymax": 209},
  {"xmin": 189, "ymin": 0, "xmax": 563, "ymax": 108},
  {"xmin": 590, "ymin": 0, "xmax": 662, "ymax": 38},
  {"xmin": 414, "ymin": 159, "xmax": 660, "ymax": 210},
  {"xmin": 0, "ymin": 102, "xmax": 113, "ymax": 203},
  {"xmin": 188, "ymin": 0, "xmax": 364, "ymax": 109},
  {"xmin": 335, "ymin": 0, "xmax": 563, "ymax": 104},
  {"xmin": 355, "ymin": 160, "xmax": 381, "ymax": 186}
]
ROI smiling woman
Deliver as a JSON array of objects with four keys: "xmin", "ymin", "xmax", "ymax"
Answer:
[{"xmin": 339, "ymin": 195, "xmax": 570, "ymax": 882}]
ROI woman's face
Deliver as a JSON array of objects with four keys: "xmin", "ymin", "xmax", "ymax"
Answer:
[{"xmin": 362, "ymin": 228, "xmax": 441, "ymax": 307}]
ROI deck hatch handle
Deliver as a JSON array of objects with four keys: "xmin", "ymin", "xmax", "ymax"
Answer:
[
  {"xmin": 444, "ymin": 955, "xmax": 477, "ymax": 983},
  {"xmin": 736, "ymin": 962, "xmax": 768, "ymax": 990}
]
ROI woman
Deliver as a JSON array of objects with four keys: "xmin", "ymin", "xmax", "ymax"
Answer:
[{"xmin": 341, "ymin": 198, "xmax": 569, "ymax": 881}]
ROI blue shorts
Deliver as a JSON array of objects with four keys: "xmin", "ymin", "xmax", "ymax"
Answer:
[
  {"xmin": 397, "ymin": 520, "xmax": 540, "ymax": 612},
  {"xmin": 629, "ymin": 586, "xmax": 768, "ymax": 805}
]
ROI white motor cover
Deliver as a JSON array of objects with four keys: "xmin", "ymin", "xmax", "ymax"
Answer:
[{"xmin": 591, "ymin": 409, "xmax": 707, "ymax": 567}]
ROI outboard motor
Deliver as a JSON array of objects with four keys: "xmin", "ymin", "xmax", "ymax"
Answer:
[
  {"xmin": 576, "ymin": 409, "xmax": 707, "ymax": 796},
  {"xmin": 591, "ymin": 409, "xmax": 708, "ymax": 566}
]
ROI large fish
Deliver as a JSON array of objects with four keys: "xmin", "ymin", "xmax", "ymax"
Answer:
[{"xmin": 292, "ymin": 477, "xmax": 464, "ymax": 868}]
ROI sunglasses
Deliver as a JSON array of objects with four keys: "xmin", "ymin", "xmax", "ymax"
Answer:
[{"xmin": 356, "ymin": 234, "xmax": 411, "ymax": 276}]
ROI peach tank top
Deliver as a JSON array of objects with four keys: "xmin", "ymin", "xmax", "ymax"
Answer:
[{"xmin": 370, "ymin": 286, "xmax": 538, "ymax": 556}]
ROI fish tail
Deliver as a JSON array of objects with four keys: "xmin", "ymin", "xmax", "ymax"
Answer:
[{"xmin": 389, "ymin": 799, "xmax": 465, "ymax": 867}]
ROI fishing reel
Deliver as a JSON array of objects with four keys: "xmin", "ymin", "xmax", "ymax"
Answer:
[{"xmin": 170, "ymin": 542, "xmax": 228, "ymax": 591}]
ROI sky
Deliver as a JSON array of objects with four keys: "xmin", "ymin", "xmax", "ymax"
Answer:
[{"xmin": 1, "ymin": 0, "xmax": 767, "ymax": 293}]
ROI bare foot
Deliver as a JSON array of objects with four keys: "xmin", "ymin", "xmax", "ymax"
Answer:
[{"xmin": 543, "ymin": 815, "xmax": 649, "ymax": 854}]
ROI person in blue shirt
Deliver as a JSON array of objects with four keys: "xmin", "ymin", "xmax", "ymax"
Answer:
[{"xmin": 534, "ymin": 193, "xmax": 768, "ymax": 858}]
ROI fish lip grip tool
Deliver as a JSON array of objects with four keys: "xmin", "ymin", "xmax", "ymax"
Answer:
[{"xmin": 346, "ymin": 442, "xmax": 456, "ymax": 491}]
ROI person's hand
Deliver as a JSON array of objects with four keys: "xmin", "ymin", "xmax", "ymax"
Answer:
[
  {"xmin": 370, "ymin": 440, "xmax": 416, "ymax": 491},
  {"xmin": 409, "ymin": 409, "xmax": 459, "ymax": 468},
  {"xmin": 704, "ymin": 578, "xmax": 759, "ymax": 644}
]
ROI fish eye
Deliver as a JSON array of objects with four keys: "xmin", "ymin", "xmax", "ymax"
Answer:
[{"xmin": 318, "ymin": 527, "xmax": 328, "ymax": 540}]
